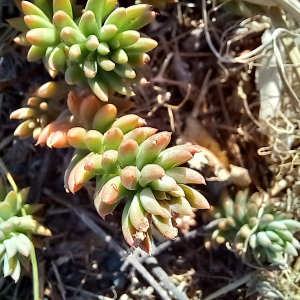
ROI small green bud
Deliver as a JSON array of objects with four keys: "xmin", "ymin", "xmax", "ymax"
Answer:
[
  {"xmin": 67, "ymin": 127, "xmax": 88, "ymax": 149},
  {"xmin": 129, "ymin": 193, "xmax": 149, "ymax": 232},
  {"xmin": 84, "ymin": 130, "xmax": 104, "ymax": 153},
  {"xmin": 48, "ymin": 43, "xmax": 67, "ymax": 71},
  {"xmin": 118, "ymin": 139, "xmax": 139, "ymax": 168},
  {"xmin": 27, "ymin": 45, "xmax": 47, "ymax": 62},
  {"xmin": 83, "ymin": 57, "xmax": 98, "ymax": 78},
  {"xmin": 166, "ymin": 167, "xmax": 205, "ymax": 185},
  {"xmin": 124, "ymin": 38, "xmax": 158, "ymax": 53},
  {"xmin": 139, "ymin": 188, "xmax": 167, "ymax": 218},
  {"xmin": 169, "ymin": 196, "xmax": 193, "ymax": 216},
  {"xmin": 22, "ymin": 1, "xmax": 50, "ymax": 21},
  {"xmin": 111, "ymin": 49, "xmax": 128, "ymax": 64},
  {"xmin": 283, "ymin": 241, "xmax": 298, "ymax": 256},
  {"xmin": 103, "ymin": 127, "xmax": 124, "ymax": 151},
  {"xmin": 150, "ymin": 175, "xmax": 178, "ymax": 192},
  {"xmin": 275, "ymin": 229, "xmax": 293, "ymax": 242},
  {"xmin": 180, "ymin": 184, "xmax": 210, "ymax": 209},
  {"xmin": 0, "ymin": 202, "xmax": 12, "ymax": 221},
  {"xmin": 97, "ymin": 42, "xmax": 110, "ymax": 55},
  {"xmin": 60, "ymin": 27, "xmax": 86, "ymax": 46},
  {"xmin": 24, "ymin": 15, "xmax": 53, "ymax": 29},
  {"xmin": 112, "ymin": 115, "xmax": 145, "ymax": 134},
  {"xmin": 121, "ymin": 166, "xmax": 140, "ymax": 190},
  {"xmin": 84, "ymin": 154, "xmax": 104, "ymax": 175},
  {"xmin": 114, "ymin": 63, "xmax": 136, "ymax": 79},
  {"xmin": 121, "ymin": 199, "xmax": 136, "ymax": 247},
  {"xmin": 86, "ymin": 35, "xmax": 100, "ymax": 51},
  {"xmin": 152, "ymin": 215, "xmax": 178, "ymax": 240},
  {"xmin": 267, "ymin": 221, "xmax": 288, "ymax": 231},
  {"xmin": 26, "ymin": 28, "xmax": 60, "ymax": 47},
  {"xmin": 78, "ymin": 10, "xmax": 99, "ymax": 37},
  {"xmin": 269, "ymin": 243, "xmax": 283, "ymax": 252},
  {"xmin": 124, "ymin": 127, "xmax": 157, "ymax": 144},
  {"xmin": 101, "ymin": 176, "xmax": 126, "ymax": 204},
  {"xmin": 92, "ymin": 104, "xmax": 117, "ymax": 133},
  {"xmin": 88, "ymin": 77, "xmax": 109, "ymax": 102},
  {"xmin": 53, "ymin": 10, "xmax": 79, "ymax": 31},
  {"xmin": 154, "ymin": 149, "xmax": 193, "ymax": 170},
  {"xmin": 101, "ymin": 150, "xmax": 119, "ymax": 174},
  {"xmin": 99, "ymin": 24, "xmax": 118, "ymax": 41},
  {"xmin": 97, "ymin": 55, "xmax": 116, "ymax": 71},
  {"xmin": 139, "ymin": 164, "xmax": 165, "ymax": 187},
  {"xmin": 136, "ymin": 132, "xmax": 172, "ymax": 169},
  {"xmin": 280, "ymin": 219, "xmax": 300, "ymax": 232}
]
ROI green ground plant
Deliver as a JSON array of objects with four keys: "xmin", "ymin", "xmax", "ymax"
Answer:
[
  {"xmin": 9, "ymin": 0, "xmax": 157, "ymax": 101},
  {"xmin": 0, "ymin": 159, "xmax": 50, "ymax": 299},
  {"xmin": 205, "ymin": 189, "xmax": 300, "ymax": 266}
]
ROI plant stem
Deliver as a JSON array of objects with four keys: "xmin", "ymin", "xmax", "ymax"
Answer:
[
  {"xmin": 30, "ymin": 246, "xmax": 40, "ymax": 300},
  {"xmin": 203, "ymin": 271, "xmax": 256, "ymax": 300}
]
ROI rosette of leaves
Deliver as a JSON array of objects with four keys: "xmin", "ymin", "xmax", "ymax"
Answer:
[
  {"xmin": 7, "ymin": 0, "xmax": 82, "ymax": 79},
  {"xmin": 10, "ymin": 81, "xmax": 70, "ymax": 140},
  {"xmin": 0, "ymin": 180, "xmax": 51, "ymax": 282},
  {"xmin": 9, "ymin": 0, "xmax": 157, "ymax": 101},
  {"xmin": 205, "ymin": 189, "xmax": 300, "ymax": 266},
  {"xmin": 54, "ymin": 103, "xmax": 209, "ymax": 252},
  {"xmin": 247, "ymin": 262, "xmax": 300, "ymax": 300}
]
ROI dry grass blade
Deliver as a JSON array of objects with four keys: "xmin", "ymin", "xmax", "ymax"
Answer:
[{"xmin": 202, "ymin": 271, "xmax": 255, "ymax": 300}]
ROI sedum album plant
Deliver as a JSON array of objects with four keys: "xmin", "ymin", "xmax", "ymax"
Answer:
[
  {"xmin": 65, "ymin": 121, "xmax": 209, "ymax": 252},
  {"xmin": 9, "ymin": 0, "xmax": 157, "ymax": 101},
  {"xmin": 11, "ymin": 89, "xmax": 209, "ymax": 252},
  {"xmin": 205, "ymin": 189, "xmax": 300, "ymax": 266},
  {"xmin": 0, "ymin": 178, "xmax": 51, "ymax": 282},
  {"xmin": 66, "ymin": 125, "xmax": 209, "ymax": 252},
  {"xmin": 10, "ymin": 81, "xmax": 70, "ymax": 140},
  {"xmin": 10, "ymin": 84, "xmax": 134, "ymax": 143},
  {"xmin": 19, "ymin": 92, "xmax": 209, "ymax": 253}
]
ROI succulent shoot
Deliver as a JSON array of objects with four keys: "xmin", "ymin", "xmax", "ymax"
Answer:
[
  {"xmin": 205, "ymin": 189, "xmax": 300, "ymax": 266},
  {"xmin": 37, "ymin": 94, "xmax": 209, "ymax": 252},
  {"xmin": 25, "ymin": 92, "xmax": 134, "ymax": 148},
  {"xmin": 247, "ymin": 271, "xmax": 286, "ymax": 300},
  {"xmin": 10, "ymin": 81, "xmax": 70, "ymax": 140},
  {"xmin": 15, "ymin": 91, "xmax": 209, "ymax": 251},
  {"xmin": 10, "ymin": 0, "xmax": 157, "ymax": 101},
  {"xmin": 0, "ymin": 180, "xmax": 51, "ymax": 282}
]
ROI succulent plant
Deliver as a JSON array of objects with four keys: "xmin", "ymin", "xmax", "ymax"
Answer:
[
  {"xmin": 0, "ymin": 180, "xmax": 51, "ymax": 282},
  {"xmin": 10, "ymin": 81, "xmax": 70, "ymax": 140},
  {"xmin": 136, "ymin": 0, "xmax": 178, "ymax": 10},
  {"xmin": 247, "ymin": 264, "xmax": 300, "ymax": 300},
  {"xmin": 205, "ymin": 189, "xmax": 300, "ymax": 266},
  {"xmin": 9, "ymin": 0, "xmax": 157, "ymax": 101},
  {"xmin": 26, "ymin": 91, "xmax": 134, "ymax": 148},
  {"xmin": 247, "ymin": 270, "xmax": 285, "ymax": 300},
  {"xmin": 39, "ymin": 100, "xmax": 207, "ymax": 252}
]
